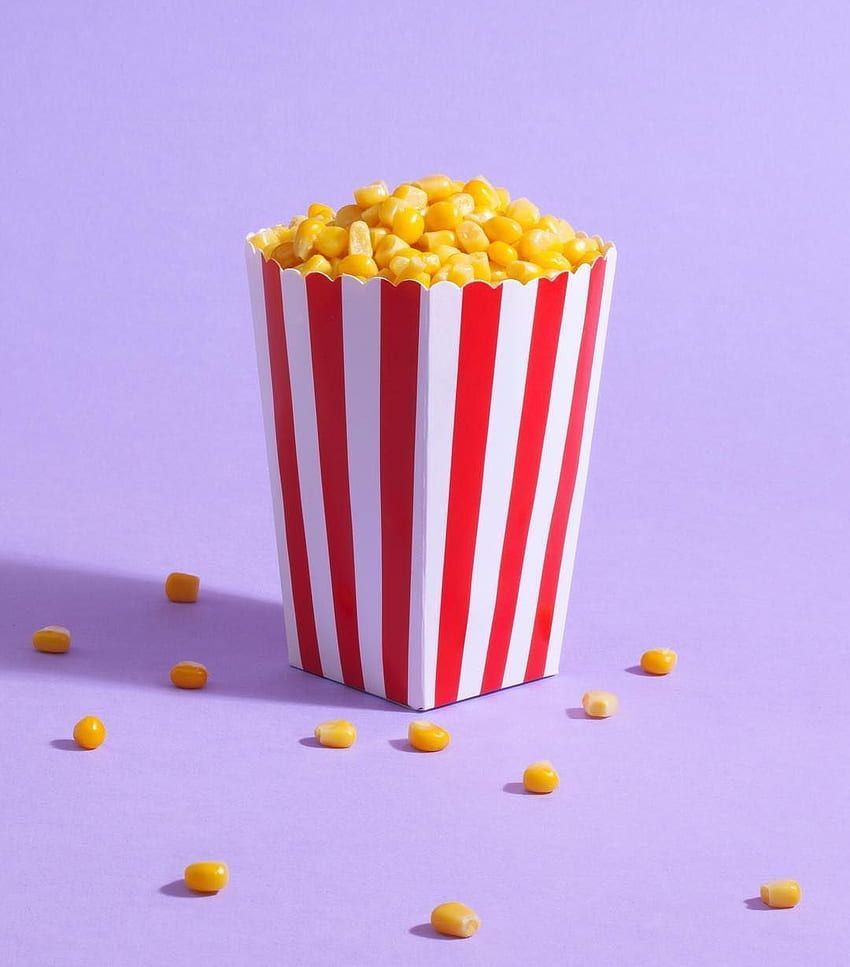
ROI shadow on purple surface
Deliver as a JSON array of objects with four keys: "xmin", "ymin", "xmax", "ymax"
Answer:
[
  {"xmin": 624, "ymin": 664, "xmax": 650, "ymax": 676},
  {"xmin": 0, "ymin": 558, "xmax": 393, "ymax": 711},
  {"xmin": 49, "ymin": 738, "xmax": 85, "ymax": 752},
  {"xmin": 565, "ymin": 707, "xmax": 588, "ymax": 719},
  {"xmin": 502, "ymin": 782, "xmax": 529, "ymax": 795},
  {"xmin": 408, "ymin": 923, "xmax": 458, "ymax": 941},
  {"xmin": 743, "ymin": 897, "xmax": 776, "ymax": 912},
  {"xmin": 159, "ymin": 879, "xmax": 214, "ymax": 899},
  {"xmin": 388, "ymin": 738, "xmax": 419, "ymax": 754},
  {"xmin": 298, "ymin": 736, "xmax": 323, "ymax": 747}
]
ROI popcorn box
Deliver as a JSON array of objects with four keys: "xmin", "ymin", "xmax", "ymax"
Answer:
[{"xmin": 246, "ymin": 245, "xmax": 617, "ymax": 709}]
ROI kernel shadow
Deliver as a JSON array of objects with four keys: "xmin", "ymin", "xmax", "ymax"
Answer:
[
  {"xmin": 0, "ymin": 557, "xmax": 394, "ymax": 711},
  {"xmin": 743, "ymin": 896, "xmax": 775, "ymax": 911},
  {"xmin": 625, "ymin": 665, "xmax": 650, "ymax": 676},
  {"xmin": 566, "ymin": 707, "xmax": 588, "ymax": 719},
  {"xmin": 503, "ymin": 782, "xmax": 529, "ymax": 795},
  {"xmin": 159, "ymin": 879, "xmax": 212, "ymax": 899},
  {"xmin": 298, "ymin": 736, "xmax": 322, "ymax": 748},
  {"xmin": 408, "ymin": 923, "xmax": 457, "ymax": 941},
  {"xmin": 50, "ymin": 739, "xmax": 84, "ymax": 752},
  {"xmin": 388, "ymin": 738, "xmax": 419, "ymax": 754}
]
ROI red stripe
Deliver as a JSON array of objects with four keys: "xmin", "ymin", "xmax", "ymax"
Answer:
[
  {"xmin": 305, "ymin": 274, "xmax": 364, "ymax": 689},
  {"xmin": 525, "ymin": 259, "xmax": 607, "ymax": 681},
  {"xmin": 261, "ymin": 258, "xmax": 322, "ymax": 675},
  {"xmin": 480, "ymin": 274, "xmax": 569, "ymax": 692},
  {"xmin": 434, "ymin": 283, "xmax": 502, "ymax": 706},
  {"xmin": 379, "ymin": 280, "xmax": 421, "ymax": 705}
]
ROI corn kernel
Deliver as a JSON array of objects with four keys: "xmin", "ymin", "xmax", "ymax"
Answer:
[
  {"xmin": 506, "ymin": 260, "xmax": 544, "ymax": 283},
  {"xmin": 184, "ymin": 862, "xmax": 229, "ymax": 894},
  {"xmin": 249, "ymin": 226, "xmax": 289, "ymax": 254},
  {"xmin": 32, "ymin": 625, "xmax": 71, "ymax": 654},
  {"xmin": 490, "ymin": 268, "xmax": 507, "ymax": 284},
  {"xmin": 270, "ymin": 241, "xmax": 298, "ymax": 269},
  {"xmin": 73, "ymin": 715, "xmax": 106, "ymax": 750},
  {"xmin": 294, "ymin": 217, "xmax": 327, "ymax": 261},
  {"xmin": 453, "ymin": 193, "xmax": 475, "ymax": 217},
  {"xmin": 591, "ymin": 234, "xmax": 605, "ymax": 251},
  {"xmin": 170, "ymin": 660, "xmax": 208, "ymax": 689},
  {"xmin": 337, "ymin": 254, "xmax": 378, "ymax": 280},
  {"xmin": 420, "ymin": 230, "xmax": 457, "ymax": 252},
  {"xmin": 523, "ymin": 760, "xmax": 559, "ymax": 794},
  {"xmin": 487, "ymin": 241, "xmax": 518, "ymax": 266},
  {"xmin": 581, "ymin": 690, "xmax": 619, "ymax": 718},
  {"xmin": 446, "ymin": 262, "xmax": 475, "ymax": 286},
  {"xmin": 408, "ymin": 720, "xmax": 450, "ymax": 752},
  {"xmin": 506, "ymin": 197, "xmax": 540, "ymax": 229},
  {"xmin": 374, "ymin": 234, "xmax": 408, "ymax": 269},
  {"xmin": 760, "ymin": 880, "xmax": 802, "ymax": 909},
  {"xmin": 378, "ymin": 268, "xmax": 395, "ymax": 280},
  {"xmin": 353, "ymin": 181, "xmax": 388, "ymax": 208},
  {"xmin": 314, "ymin": 719, "xmax": 357, "ymax": 748},
  {"xmin": 334, "ymin": 204, "xmax": 362, "ymax": 228},
  {"xmin": 393, "ymin": 184, "xmax": 428, "ymax": 209},
  {"xmin": 369, "ymin": 226, "xmax": 388, "ymax": 249},
  {"xmin": 456, "ymin": 220, "xmax": 490, "ymax": 254},
  {"xmin": 640, "ymin": 648, "xmax": 677, "ymax": 675},
  {"xmin": 495, "ymin": 186, "xmax": 511, "ymax": 211},
  {"xmin": 415, "ymin": 174, "xmax": 455, "ymax": 202},
  {"xmin": 378, "ymin": 196, "xmax": 409, "ymax": 228},
  {"xmin": 563, "ymin": 237, "xmax": 594, "ymax": 265},
  {"xmin": 315, "ymin": 225, "xmax": 349, "ymax": 259},
  {"xmin": 483, "ymin": 215, "xmax": 524, "ymax": 245},
  {"xmin": 299, "ymin": 253, "xmax": 333, "ymax": 276},
  {"xmin": 165, "ymin": 572, "xmax": 200, "ymax": 603},
  {"xmin": 392, "ymin": 207, "xmax": 425, "ymax": 245},
  {"xmin": 464, "ymin": 176, "xmax": 500, "ymax": 212},
  {"xmin": 430, "ymin": 902, "xmax": 480, "ymax": 939},
  {"xmin": 399, "ymin": 270, "xmax": 431, "ymax": 287},
  {"xmin": 434, "ymin": 244, "xmax": 462, "ymax": 263},
  {"xmin": 348, "ymin": 220, "xmax": 373, "ymax": 257},
  {"xmin": 360, "ymin": 204, "xmax": 380, "ymax": 227},
  {"xmin": 531, "ymin": 251, "xmax": 572, "ymax": 272},
  {"xmin": 418, "ymin": 251, "xmax": 441, "ymax": 275},
  {"xmin": 425, "ymin": 199, "xmax": 464, "ymax": 232},
  {"xmin": 308, "ymin": 202, "xmax": 335, "ymax": 221},
  {"xmin": 289, "ymin": 214, "xmax": 306, "ymax": 229},
  {"xmin": 469, "ymin": 251, "xmax": 491, "ymax": 281},
  {"xmin": 466, "ymin": 210, "xmax": 495, "ymax": 226},
  {"xmin": 517, "ymin": 229, "xmax": 559, "ymax": 261}
]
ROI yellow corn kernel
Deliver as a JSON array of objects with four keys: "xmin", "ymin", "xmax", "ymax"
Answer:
[
  {"xmin": 289, "ymin": 214, "xmax": 307, "ymax": 229},
  {"xmin": 506, "ymin": 197, "xmax": 540, "ymax": 230},
  {"xmin": 348, "ymin": 220, "xmax": 373, "ymax": 257},
  {"xmin": 495, "ymin": 186, "xmax": 511, "ymax": 211},
  {"xmin": 581, "ymin": 690, "xmax": 619, "ymax": 718},
  {"xmin": 466, "ymin": 210, "xmax": 495, "ymax": 226},
  {"xmin": 490, "ymin": 268, "xmax": 507, "ymax": 284},
  {"xmin": 170, "ymin": 660, "xmax": 208, "ymax": 689},
  {"xmin": 270, "ymin": 241, "xmax": 299, "ymax": 269},
  {"xmin": 408, "ymin": 720, "xmax": 450, "ymax": 752},
  {"xmin": 523, "ymin": 760, "xmax": 559, "ymax": 794},
  {"xmin": 377, "ymin": 268, "xmax": 395, "ymax": 280},
  {"xmin": 337, "ymin": 254, "xmax": 378, "ymax": 280},
  {"xmin": 538, "ymin": 215, "xmax": 576, "ymax": 244},
  {"xmin": 415, "ymin": 174, "xmax": 455, "ymax": 202},
  {"xmin": 433, "ymin": 266, "xmax": 450, "ymax": 283},
  {"xmin": 418, "ymin": 251, "xmax": 441, "ymax": 275},
  {"xmin": 531, "ymin": 251, "xmax": 572, "ymax": 273},
  {"xmin": 398, "ymin": 269, "xmax": 431, "ymax": 287},
  {"xmin": 483, "ymin": 215, "xmax": 524, "ymax": 245},
  {"xmin": 447, "ymin": 252, "xmax": 473, "ymax": 265},
  {"xmin": 308, "ymin": 202, "xmax": 335, "ymax": 221},
  {"xmin": 299, "ymin": 253, "xmax": 333, "ymax": 276},
  {"xmin": 453, "ymin": 193, "xmax": 475, "ymax": 217},
  {"xmin": 506, "ymin": 260, "xmax": 544, "ymax": 283},
  {"xmin": 425, "ymin": 199, "xmax": 464, "ymax": 232},
  {"xmin": 640, "ymin": 648, "xmax": 678, "ymax": 675},
  {"xmin": 469, "ymin": 251, "xmax": 491, "ymax": 281},
  {"xmin": 393, "ymin": 184, "xmax": 428, "ymax": 209},
  {"xmin": 517, "ymin": 229, "xmax": 559, "ymax": 261},
  {"xmin": 293, "ymin": 217, "xmax": 325, "ymax": 261},
  {"xmin": 334, "ymin": 204, "xmax": 363, "ymax": 228},
  {"xmin": 575, "ymin": 230, "xmax": 588, "ymax": 239},
  {"xmin": 487, "ymin": 240, "xmax": 518, "ymax": 267},
  {"xmin": 378, "ymin": 196, "xmax": 410, "ymax": 228},
  {"xmin": 392, "ymin": 207, "xmax": 425, "ymax": 244},
  {"xmin": 353, "ymin": 180, "xmax": 389, "ymax": 208},
  {"xmin": 184, "ymin": 862, "xmax": 229, "ymax": 894},
  {"xmin": 314, "ymin": 719, "xmax": 357, "ymax": 748},
  {"xmin": 447, "ymin": 262, "xmax": 475, "ymax": 286},
  {"xmin": 374, "ymin": 234, "xmax": 408, "ymax": 269},
  {"xmin": 390, "ymin": 254, "xmax": 422, "ymax": 277},
  {"xmin": 315, "ymin": 225, "xmax": 349, "ymax": 259},
  {"xmin": 760, "ymin": 880, "xmax": 801, "ymax": 909},
  {"xmin": 165, "ymin": 572, "xmax": 200, "ymax": 603},
  {"xmin": 73, "ymin": 715, "xmax": 106, "ymax": 750},
  {"xmin": 563, "ymin": 237, "xmax": 594, "ymax": 265},
  {"xmin": 249, "ymin": 226, "xmax": 289, "ymax": 254},
  {"xmin": 419, "ymin": 230, "xmax": 457, "ymax": 252},
  {"xmin": 32, "ymin": 625, "xmax": 71, "ymax": 654},
  {"xmin": 464, "ymin": 177, "xmax": 500, "ymax": 212},
  {"xmin": 456, "ymin": 220, "xmax": 490, "ymax": 254},
  {"xmin": 451, "ymin": 179, "xmax": 466, "ymax": 192},
  {"xmin": 370, "ymin": 226, "xmax": 388, "ymax": 248},
  {"xmin": 430, "ymin": 902, "xmax": 480, "ymax": 939},
  {"xmin": 434, "ymin": 244, "xmax": 462, "ymax": 263},
  {"xmin": 591, "ymin": 234, "xmax": 605, "ymax": 250},
  {"xmin": 360, "ymin": 204, "xmax": 380, "ymax": 227}
]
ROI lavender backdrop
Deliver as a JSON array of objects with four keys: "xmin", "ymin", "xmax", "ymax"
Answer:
[{"xmin": 1, "ymin": 2, "xmax": 848, "ymax": 964}]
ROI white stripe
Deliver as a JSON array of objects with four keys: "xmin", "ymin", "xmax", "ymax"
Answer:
[
  {"xmin": 281, "ymin": 270, "xmax": 343, "ymax": 683},
  {"xmin": 455, "ymin": 280, "xmax": 537, "ymax": 701},
  {"xmin": 407, "ymin": 293, "xmax": 429, "ymax": 710},
  {"xmin": 244, "ymin": 248, "xmax": 300, "ymax": 669},
  {"xmin": 546, "ymin": 250, "xmax": 618, "ymax": 676},
  {"xmin": 419, "ymin": 281, "xmax": 463, "ymax": 710},
  {"xmin": 501, "ymin": 268, "xmax": 591, "ymax": 687},
  {"xmin": 341, "ymin": 277, "xmax": 384, "ymax": 697}
]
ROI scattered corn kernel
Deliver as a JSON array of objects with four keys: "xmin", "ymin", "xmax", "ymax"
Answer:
[
  {"xmin": 184, "ymin": 862, "xmax": 229, "ymax": 894},
  {"xmin": 165, "ymin": 572, "xmax": 200, "ymax": 603},
  {"xmin": 523, "ymin": 760, "xmax": 560, "ymax": 794},
  {"xmin": 408, "ymin": 720, "xmax": 450, "ymax": 752},
  {"xmin": 430, "ymin": 902, "xmax": 480, "ymax": 939},
  {"xmin": 640, "ymin": 648, "xmax": 678, "ymax": 675},
  {"xmin": 581, "ymin": 690, "xmax": 619, "ymax": 718},
  {"xmin": 760, "ymin": 880, "xmax": 801, "ymax": 909},
  {"xmin": 170, "ymin": 660, "xmax": 208, "ymax": 690},
  {"xmin": 353, "ymin": 181, "xmax": 388, "ymax": 208},
  {"xmin": 73, "ymin": 715, "xmax": 106, "ymax": 750},
  {"xmin": 32, "ymin": 625, "xmax": 71, "ymax": 654},
  {"xmin": 314, "ymin": 720, "xmax": 357, "ymax": 748}
]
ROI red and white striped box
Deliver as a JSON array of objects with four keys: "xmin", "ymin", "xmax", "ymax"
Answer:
[{"xmin": 246, "ymin": 243, "xmax": 617, "ymax": 709}]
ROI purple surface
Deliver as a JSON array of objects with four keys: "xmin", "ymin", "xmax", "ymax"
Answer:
[{"xmin": 1, "ymin": 2, "xmax": 849, "ymax": 964}]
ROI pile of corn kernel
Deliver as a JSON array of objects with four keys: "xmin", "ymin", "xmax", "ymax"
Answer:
[{"xmin": 248, "ymin": 175, "xmax": 612, "ymax": 287}]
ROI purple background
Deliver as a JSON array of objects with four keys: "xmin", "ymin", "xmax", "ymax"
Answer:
[{"xmin": 2, "ymin": 2, "xmax": 848, "ymax": 964}]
